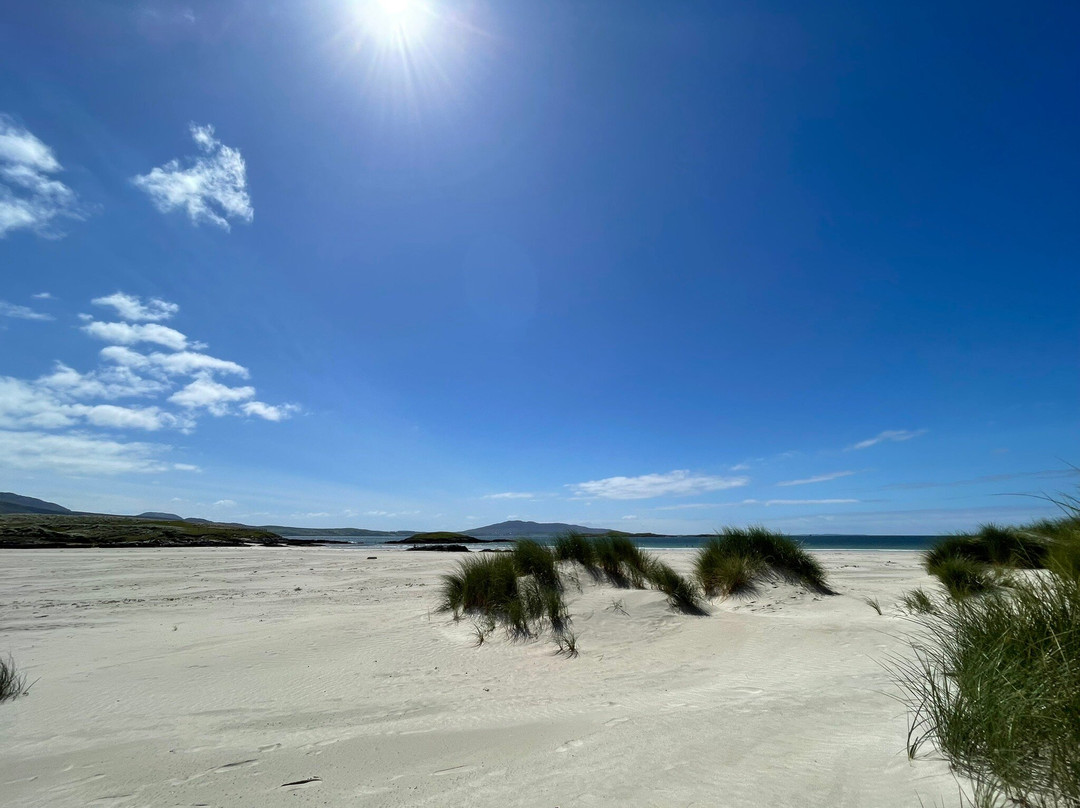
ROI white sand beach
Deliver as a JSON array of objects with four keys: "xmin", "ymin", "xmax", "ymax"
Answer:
[{"xmin": 0, "ymin": 548, "xmax": 959, "ymax": 807}]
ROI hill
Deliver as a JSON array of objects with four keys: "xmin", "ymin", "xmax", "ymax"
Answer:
[
  {"xmin": 138, "ymin": 512, "xmax": 184, "ymax": 520},
  {"xmin": 0, "ymin": 514, "xmax": 346, "ymax": 548},
  {"xmin": 462, "ymin": 520, "xmax": 612, "ymax": 538},
  {"xmin": 0, "ymin": 492, "xmax": 72, "ymax": 516}
]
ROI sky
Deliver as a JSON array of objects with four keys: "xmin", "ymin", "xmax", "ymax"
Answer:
[{"xmin": 1, "ymin": 0, "xmax": 1077, "ymax": 534}]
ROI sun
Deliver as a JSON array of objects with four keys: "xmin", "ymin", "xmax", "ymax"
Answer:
[{"xmin": 364, "ymin": 0, "xmax": 431, "ymax": 45}]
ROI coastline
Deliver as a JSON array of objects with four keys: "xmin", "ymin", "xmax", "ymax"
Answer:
[{"xmin": 0, "ymin": 548, "xmax": 957, "ymax": 807}]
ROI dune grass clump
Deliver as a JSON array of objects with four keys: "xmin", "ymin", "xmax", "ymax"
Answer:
[
  {"xmin": 693, "ymin": 527, "xmax": 832, "ymax": 597},
  {"xmin": 511, "ymin": 539, "xmax": 562, "ymax": 592},
  {"xmin": 439, "ymin": 553, "xmax": 567, "ymax": 639},
  {"xmin": 1, "ymin": 655, "xmax": 26, "ymax": 704},
  {"xmin": 643, "ymin": 559, "xmax": 706, "ymax": 614},
  {"xmin": 927, "ymin": 556, "xmax": 1006, "ymax": 600},
  {"xmin": 591, "ymin": 535, "xmax": 651, "ymax": 588},
  {"xmin": 925, "ymin": 525, "xmax": 1049, "ymax": 572},
  {"xmin": 898, "ymin": 569, "xmax": 1080, "ymax": 806}
]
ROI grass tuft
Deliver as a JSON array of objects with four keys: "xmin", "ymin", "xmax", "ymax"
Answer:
[
  {"xmin": 864, "ymin": 596, "xmax": 883, "ymax": 615},
  {"xmin": 897, "ymin": 569, "xmax": 1080, "ymax": 806},
  {"xmin": 926, "ymin": 556, "xmax": 1005, "ymax": 600},
  {"xmin": 643, "ymin": 559, "xmax": 707, "ymax": 614},
  {"xmin": 901, "ymin": 587, "xmax": 938, "ymax": 615},
  {"xmin": 0, "ymin": 655, "xmax": 27, "ymax": 704},
  {"xmin": 693, "ymin": 526, "xmax": 832, "ymax": 597}
]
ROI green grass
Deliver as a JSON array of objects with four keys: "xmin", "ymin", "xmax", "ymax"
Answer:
[
  {"xmin": 0, "ymin": 655, "xmax": 26, "ymax": 704},
  {"xmin": 643, "ymin": 559, "xmax": 706, "ymax": 614},
  {"xmin": 897, "ymin": 569, "xmax": 1080, "ymax": 806},
  {"xmin": 925, "ymin": 525, "xmax": 1049, "ymax": 571},
  {"xmin": 926, "ymin": 556, "xmax": 1006, "ymax": 600},
  {"xmin": 901, "ymin": 587, "xmax": 938, "ymax": 615},
  {"xmin": 693, "ymin": 527, "xmax": 832, "ymax": 597},
  {"xmin": 511, "ymin": 540, "xmax": 562, "ymax": 592}
]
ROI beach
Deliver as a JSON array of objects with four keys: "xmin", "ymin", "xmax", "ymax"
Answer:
[{"xmin": 0, "ymin": 548, "xmax": 958, "ymax": 806}]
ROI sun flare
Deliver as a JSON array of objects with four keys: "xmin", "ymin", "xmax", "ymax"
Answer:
[{"xmin": 364, "ymin": 0, "xmax": 431, "ymax": 45}]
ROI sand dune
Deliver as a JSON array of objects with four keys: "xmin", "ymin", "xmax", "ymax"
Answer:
[{"xmin": 0, "ymin": 548, "xmax": 958, "ymax": 806}]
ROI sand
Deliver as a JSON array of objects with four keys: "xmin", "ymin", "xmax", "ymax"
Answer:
[{"xmin": 0, "ymin": 548, "xmax": 960, "ymax": 807}]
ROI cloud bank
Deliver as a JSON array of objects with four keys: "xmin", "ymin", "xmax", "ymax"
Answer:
[{"xmin": 0, "ymin": 293, "xmax": 296, "ymax": 475}]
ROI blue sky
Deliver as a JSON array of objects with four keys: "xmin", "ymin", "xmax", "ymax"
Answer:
[{"xmin": 1, "ymin": 0, "xmax": 1077, "ymax": 533}]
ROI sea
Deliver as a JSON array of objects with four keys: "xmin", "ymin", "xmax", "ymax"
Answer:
[{"xmin": 282, "ymin": 534, "xmax": 941, "ymax": 551}]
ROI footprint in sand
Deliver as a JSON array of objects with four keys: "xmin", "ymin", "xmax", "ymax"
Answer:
[
  {"xmin": 604, "ymin": 717, "xmax": 629, "ymax": 727},
  {"xmin": 555, "ymin": 739, "xmax": 585, "ymax": 753},
  {"xmin": 258, "ymin": 743, "xmax": 282, "ymax": 752}
]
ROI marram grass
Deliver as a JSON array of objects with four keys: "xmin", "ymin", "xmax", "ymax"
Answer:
[
  {"xmin": 898, "ymin": 504, "xmax": 1080, "ymax": 807},
  {"xmin": 0, "ymin": 655, "xmax": 26, "ymax": 704},
  {"xmin": 693, "ymin": 527, "xmax": 832, "ymax": 597}
]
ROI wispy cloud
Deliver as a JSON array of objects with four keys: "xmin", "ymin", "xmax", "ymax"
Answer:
[
  {"xmin": 760, "ymin": 498, "xmax": 859, "ymax": 506},
  {"xmin": 0, "ymin": 300, "xmax": 53, "ymax": 321},
  {"xmin": 776, "ymin": 470, "xmax": 856, "ymax": 487},
  {"xmin": 653, "ymin": 502, "xmax": 723, "ymax": 511},
  {"xmin": 483, "ymin": 491, "xmax": 535, "ymax": 500},
  {"xmin": 571, "ymin": 470, "xmax": 749, "ymax": 500},
  {"xmin": 92, "ymin": 292, "xmax": 178, "ymax": 322},
  {"xmin": 0, "ymin": 115, "xmax": 85, "ymax": 238},
  {"xmin": 884, "ymin": 469, "xmax": 1076, "ymax": 490},
  {"xmin": 132, "ymin": 123, "xmax": 253, "ymax": 230},
  {"xmin": 847, "ymin": 429, "xmax": 927, "ymax": 451},
  {"xmin": 83, "ymin": 320, "xmax": 190, "ymax": 351},
  {"xmin": 32, "ymin": 292, "xmax": 51, "ymax": 299},
  {"xmin": 0, "ymin": 292, "xmax": 296, "ymax": 476},
  {"xmin": 0, "ymin": 429, "xmax": 192, "ymax": 475}
]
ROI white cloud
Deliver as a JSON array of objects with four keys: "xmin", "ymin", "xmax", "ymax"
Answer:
[
  {"xmin": 0, "ymin": 429, "xmax": 177, "ymax": 475},
  {"xmin": 0, "ymin": 115, "xmax": 84, "ymax": 238},
  {"xmin": 38, "ymin": 362, "xmax": 167, "ymax": 399},
  {"xmin": 32, "ymin": 292, "xmax": 51, "ymax": 299},
  {"xmin": 82, "ymin": 404, "xmax": 186, "ymax": 431},
  {"xmin": 83, "ymin": 320, "xmax": 189, "ymax": 351},
  {"xmin": 0, "ymin": 291, "xmax": 296, "ymax": 478},
  {"xmin": 749, "ymin": 499, "xmax": 860, "ymax": 506},
  {"xmin": 213, "ymin": 499, "xmax": 236, "ymax": 507},
  {"xmin": 621, "ymin": 515, "xmax": 638, "ymax": 520},
  {"xmin": 653, "ymin": 502, "xmax": 721, "ymax": 511},
  {"xmin": 571, "ymin": 470, "xmax": 750, "ymax": 500},
  {"xmin": 101, "ymin": 345, "xmax": 248, "ymax": 377},
  {"xmin": 848, "ymin": 429, "xmax": 927, "ymax": 451},
  {"xmin": 240, "ymin": 400, "xmax": 298, "ymax": 421},
  {"xmin": 132, "ymin": 123, "xmax": 253, "ymax": 230},
  {"xmin": 776, "ymin": 470, "xmax": 856, "ymax": 487},
  {"xmin": 483, "ymin": 491, "xmax": 535, "ymax": 500},
  {"xmin": 169, "ymin": 377, "xmax": 255, "ymax": 414},
  {"xmin": 92, "ymin": 292, "xmax": 178, "ymax": 322},
  {"xmin": 0, "ymin": 300, "xmax": 53, "ymax": 321}
]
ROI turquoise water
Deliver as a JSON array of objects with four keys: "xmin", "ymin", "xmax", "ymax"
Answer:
[{"xmin": 292, "ymin": 534, "xmax": 941, "ymax": 551}]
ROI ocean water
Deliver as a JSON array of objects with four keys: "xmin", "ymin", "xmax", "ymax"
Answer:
[{"xmin": 288, "ymin": 534, "xmax": 941, "ymax": 551}]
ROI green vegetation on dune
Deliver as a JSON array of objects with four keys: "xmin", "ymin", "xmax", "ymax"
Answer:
[
  {"xmin": 693, "ymin": 527, "xmax": 833, "ymax": 597},
  {"xmin": 898, "ymin": 504, "xmax": 1080, "ymax": 806}
]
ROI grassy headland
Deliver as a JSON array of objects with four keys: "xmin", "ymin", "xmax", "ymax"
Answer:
[{"xmin": 0, "ymin": 514, "xmax": 343, "ymax": 548}]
